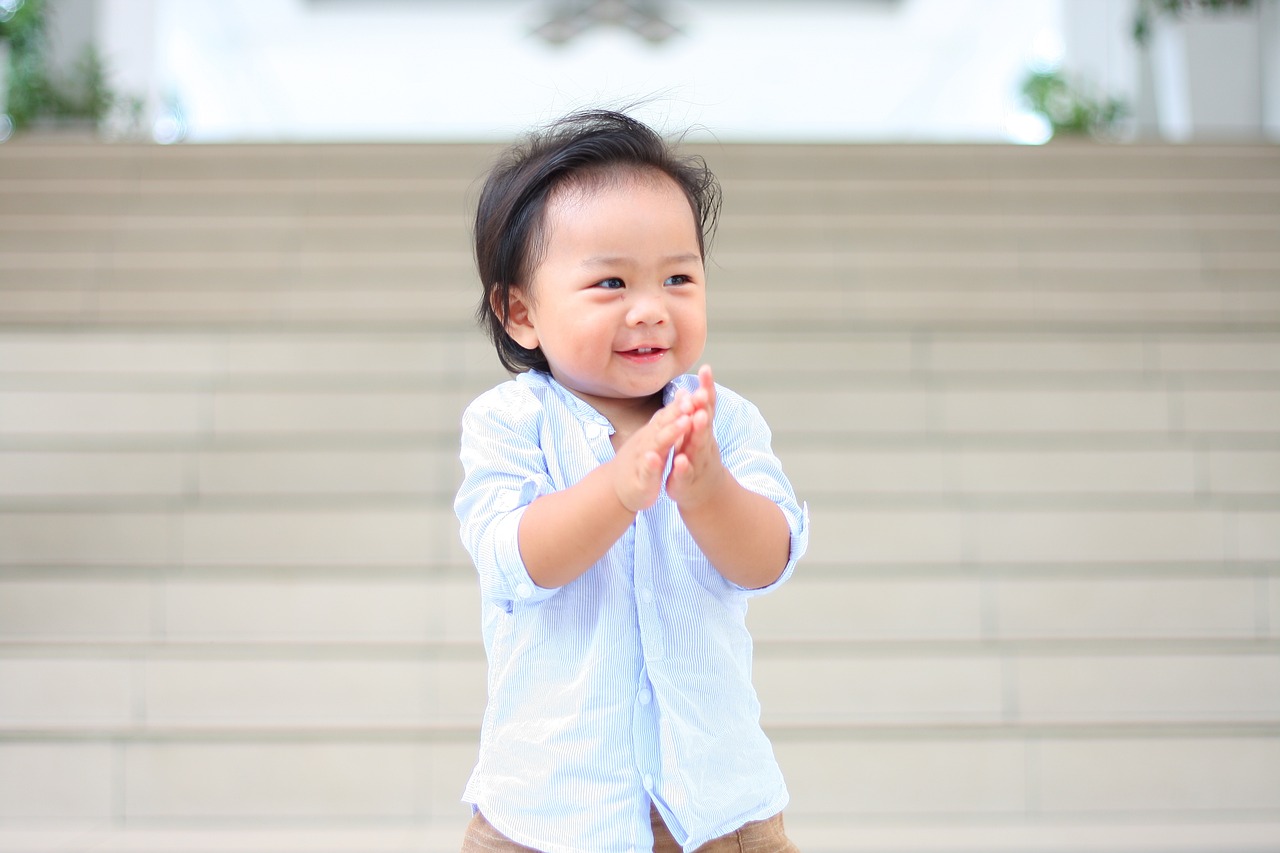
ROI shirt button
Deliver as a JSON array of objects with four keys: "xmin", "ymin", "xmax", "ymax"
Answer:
[
  {"xmin": 584, "ymin": 422, "xmax": 603, "ymax": 440},
  {"xmin": 515, "ymin": 583, "xmax": 532, "ymax": 599},
  {"xmin": 638, "ymin": 689, "xmax": 652, "ymax": 706},
  {"xmin": 639, "ymin": 588, "xmax": 654, "ymax": 604},
  {"xmin": 643, "ymin": 774, "xmax": 654, "ymax": 790}
]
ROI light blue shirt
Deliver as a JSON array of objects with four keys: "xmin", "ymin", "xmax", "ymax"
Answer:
[{"xmin": 454, "ymin": 370, "xmax": 809, "ymax": 853}]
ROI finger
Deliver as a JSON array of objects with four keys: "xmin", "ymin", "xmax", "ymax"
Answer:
[
  {"xmin": 678, "ymin": 407, "xmax": 711, "ymax": 458},
  {"xmin": 648, "ymin": 398, "xmax": 685, "ymax": 427},
  {"xmin": 653, "ymin": 413, "xmax": 691, "ymax": 455},
  {"xmin": 698, "ymin": 364, "xmax": 717, "ymax": 414},
  {"xmin": 666, "ymin": 452, "xmax": 691, "ymax": 494}
]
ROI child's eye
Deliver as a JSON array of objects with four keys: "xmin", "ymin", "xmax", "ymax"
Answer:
[
  {"xmin": 595, "ymin": 278, "xmax": 624, "ymax": 290},
  {"xmin": 665, "ymin": 275, "xmax": 691, "ymax": 286}
]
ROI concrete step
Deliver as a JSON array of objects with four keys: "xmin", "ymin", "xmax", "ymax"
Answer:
[
  {"xmin": 2, "ymin": 730, "xmax": 1278, "ymax": 842},
  {"xmin": 3, "ymin": 446, "xmax": 1276, "ymax": 504},
  {"xmin": 3, "ymin": 213, "xmax": 1279, "ymax": 255},
  {"xmin": 2, "ymin": 139, "xmax": 1278, "ymax": 847},
  {"xmin": 3, "ymin": 330, "xmax": 1279, "ymax": 380},
  {"xmin": 0, "ymin": 566, "xmax": 1271, "ymax": 639},
  {"xmin": 1, "ymin": 639, "xmax": 1277, "ymax": 730},
  {"xmin": 7, "ymin": 380, "xmax": 1277, "ymax": 450},
  {"xmin": 1, "ymin": 567, "xmax": 1269, "ymax": 644},
  {"xmin": 3, "ymin": 140, "xmax": 1278, "ymax": 179},
  {"xmin": 0, "ymin": 505, "xmax": 1277, "ymax": 568},
  {"xmin": 1, "ymin": 820, "xmax": 1279, "ymax": 853}
]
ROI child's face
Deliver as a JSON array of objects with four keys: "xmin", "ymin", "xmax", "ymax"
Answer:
[{"xmin": 505, "ymin": 171, "xmax": 707, "ymax": 418}]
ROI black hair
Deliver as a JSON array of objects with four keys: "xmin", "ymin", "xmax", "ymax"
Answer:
[{"xmin": 472, "ymin": 109, "xmax": 722, "ymax": 374}]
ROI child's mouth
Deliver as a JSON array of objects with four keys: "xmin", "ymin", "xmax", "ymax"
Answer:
[{"xmin": 620, "ymin": 347, "xmax": 666, "ymax": 362}]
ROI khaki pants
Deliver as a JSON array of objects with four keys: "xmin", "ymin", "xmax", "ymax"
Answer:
[{"xmin": 461, "ymin": 803, "xmax": 800, "ymax": 852}]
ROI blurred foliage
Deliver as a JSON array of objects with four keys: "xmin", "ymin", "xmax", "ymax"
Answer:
[
  {"xmin": 1133, "ymin": 0, "xmax": 1256, "ymax": 46},
  {"xmin": 1021, "ymin": 69, "xmax": 1127, "ymax": 139},
  {"xmin": 1, "ymin": 0, "xmax": 122, "ymax": 130}
]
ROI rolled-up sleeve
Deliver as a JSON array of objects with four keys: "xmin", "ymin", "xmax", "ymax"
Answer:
[
  {"xmin": 713, "ymin": 387, "xmax": 810, "ymax": 596},
  {"xmin": 454, "ymin": 396, "xmax": 559, "ymax": 609}
]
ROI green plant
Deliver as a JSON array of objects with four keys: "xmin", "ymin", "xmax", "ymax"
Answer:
[
  {"xmin": 1021, "ymin": 69, "xmax": 1127, "ymax": 139},
  {"xmin": 1133, "ymin": 0, "xmax": 1256, "ymax": 46},
  {"xmin": 1, "ymin": 0, "xmax": 123, "ymax": 131}
]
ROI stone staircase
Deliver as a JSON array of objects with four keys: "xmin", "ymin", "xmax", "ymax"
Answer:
[{"xmin": 0, "ymin": 139, "xmax": 1278, "ymax": 852}]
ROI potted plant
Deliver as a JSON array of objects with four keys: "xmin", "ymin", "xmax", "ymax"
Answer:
[
  {"xmin": 1133, "ymin": 0, "xmax": 1266, "ymax": 140},
  {"xmin": 0, "ymin": 0, "xmax": 123, "ymax": 135}
]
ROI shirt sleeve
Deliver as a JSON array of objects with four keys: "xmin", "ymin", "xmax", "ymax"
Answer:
[
  {"xmin": 713, "ymin": 386, "xmax": 810, "ymax": 597},
  {"xmin": 454, "ymin": 390, "xmax": 560, "ymax": 610}
]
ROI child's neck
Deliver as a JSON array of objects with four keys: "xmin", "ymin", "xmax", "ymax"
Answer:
[{"xmin": 600, "ymin": 392, "xmax": 665, "ymax": 453}]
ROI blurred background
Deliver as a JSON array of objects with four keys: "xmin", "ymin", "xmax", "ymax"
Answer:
[{"xmin": 1, "ymin": 1, "xmax": 1279, "ymax": 851}]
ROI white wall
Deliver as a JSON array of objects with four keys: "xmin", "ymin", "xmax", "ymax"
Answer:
[{"xmin": 130, "ymin": 0, "xmax": 1064, "ymax": 142}]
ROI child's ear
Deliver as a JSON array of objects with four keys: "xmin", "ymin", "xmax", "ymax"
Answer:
[{"xmin": 496, "ymin": 286, "xmax": 539, "ymax": 350}]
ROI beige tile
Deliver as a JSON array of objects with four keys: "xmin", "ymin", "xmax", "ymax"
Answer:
[
  {"xmin": 1232, "ymin": 289, "xmax": 1280, "ymax": 319},
  {"xmin": 0, "ymin": 452, "xmax": 188, "ymax": 498},
  {"xmin": 784, "ymin": 817, "xmax": 1280, "ymax": 852},
  {"xmin": 0, "ymin": 579, "xmax": 154, "ymax": 640},
  {"xmin": 0, "ymin": 744, "xmax": 114, "ymax": 819},
  {"xmin": 161, "ymin": 577, "xmax": 477, "ymax": 643},
  {"xmin": 0, "ymin": 512, "xmax": 178, "ymax": 566},
  {"xmin": 276, "ymin": 289, "xmax": 474, "ymax": 323},
  {"xmin": 747, "ymin": 578, "xmax": 983, "ymax": 642},
  {"xmin": 143, "ymin": 658, "xmax": 485, "ymax": 727},
  {"xmin": 211, "ymin": 390, "xmax": 468, "ymax": 435},
  {"xmin": 747, "ymin": 386, "xmax": 931, "ymax": 438},
  {"xmin": 92, "ymin": 290, "xmax": 288, "ymax": 323},
  {"xmin": 926, "ymin": 337, "xmax": 1147, "ymax": 374},
  {"xmin": 784, "ymin": 449, "xmax": 959, "ymax": 497},
  {"xmin": 194, "ymin": 449, "xmax": 451, "ymax": 498},
  {"xmin": 1236, "ymin": 512, "xmax": 1280, "ymax": 561},
  {"xmin": 1181, "ymin": 391, "xmax": 1280, "ymax": 433},
  {"xmin": 1014, "ymin": 655, "xmax": 1280, "ymax": 722},
  {"xmin": 0, "ymin": 392, "xmax": 208, "ymax": 436},
  {"xmin": 0, "ymin": 660, "xmax": 135, "ymax": 725},
  {"xmin": 1270, "ymin": 577, "xmax": 1279, "ymax": 638},
  {"xmin": 778, "ymin": 738, "xmax": 1026, "ymax": 815},
  {"xmin": 940, "ymin": 390, "xmax": 1170, "ymax": 434},
  {"xmin": 711, "ymin": 290, "xmax": 846, "ymax": 323},
  {"xmin": 973, "ymin": 510, "xmax": 1230, "ymax": 563},
  {"xmin": 1157, "ymin": 337, "xmax": 1280, "ymax": 373},
  {"xmin": 1037, "ymin": 738, "xmax": 1280, "ymax": 813},
  {"xmin": 959, "ymin": 450, "xmax": 1196, "ymax": 495},
  {"xmin": 753, "ymin": 389, "xmax": 932, "ymax": 436},
  {"xmin": 219, "ymin": 334, "xmax": 473, "ymax": 378},
  {"xmin": 123, "ymin": 742, "xmax": 429, "ymax": 819},
  {"xmin": 843, "ymin": 287, "xmax": 1039, "ymax": 325},
  {"xmin": 1031, "ymin": 288, "xmax": 1230, "ymax": 323},
  {"xmin": 0, "ymin": 333, "xmax": 222, "ymax": 375},
  {"xmin": 805, "ymin": 508, "xmax": 969, "ymax": 564},
  {"xmin": 701, "ymin": 335, "xmax": 913, "ymax": 376},
  {"xmin": 757, "ymin": 655, "xmax": 1004, "ymax": 725},
  {"xmin": 178, "ymin": 508, "xmax": 454, "ymax": 567},
  {"xmin": 993, "ymin": 577, "xmax": 1258, "ymax": 640},
  {"xmin": 791, "ymin": 448, "xmax": 1199, "ymax": 497},
  {"xmin": 420, "ymin": 741, "xmax": 483, "ymax": 819},
  {"xmin": 0, "ymin": 289, "xmax": 94, "ymax": 321},
  {"xmin": 1207, "ymin": 452, "xmax": 1280, "ymax": 494}
]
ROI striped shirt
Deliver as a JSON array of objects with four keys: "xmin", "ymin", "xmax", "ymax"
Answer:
[{"xmin": 454, "ymin": 370, "xmax": 809, "ymax": 853}]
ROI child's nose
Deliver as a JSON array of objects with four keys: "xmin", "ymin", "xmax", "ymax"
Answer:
[{"xmin": 626, "ymin": 291, "xmax": 668, "ymax": 326}]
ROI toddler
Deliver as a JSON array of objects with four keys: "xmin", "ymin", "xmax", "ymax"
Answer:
[{"xmin": 455, "ymin": 110, "xmax": 809, "ymax": 853}]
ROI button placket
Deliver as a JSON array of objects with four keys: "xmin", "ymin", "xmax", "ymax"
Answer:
[{"xmin": 633, "ymin": 514, "xmax": 665, "ymax": 663}]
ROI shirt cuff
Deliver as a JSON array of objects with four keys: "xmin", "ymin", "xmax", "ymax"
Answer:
[
  {"xmin": 736, "ymin": 500, "xmax": 809, "ymax": 597},
  {"xmin": 491, "ymin": 480, "xmax": 560, "ymax": 606}
]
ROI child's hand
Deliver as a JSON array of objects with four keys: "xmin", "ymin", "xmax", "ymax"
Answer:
[
  {"xmin": 666, "ymin": 364, "xmax": 725, "ymax": 509},
  {"xmin": 612, "ymin": 402, "xmax": 691, "ymax": 513}
]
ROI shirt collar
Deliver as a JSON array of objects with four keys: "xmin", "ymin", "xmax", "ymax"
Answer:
[{"xmin": 522, "ymin": 370, "xmax": 700, "ymax": 433}]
